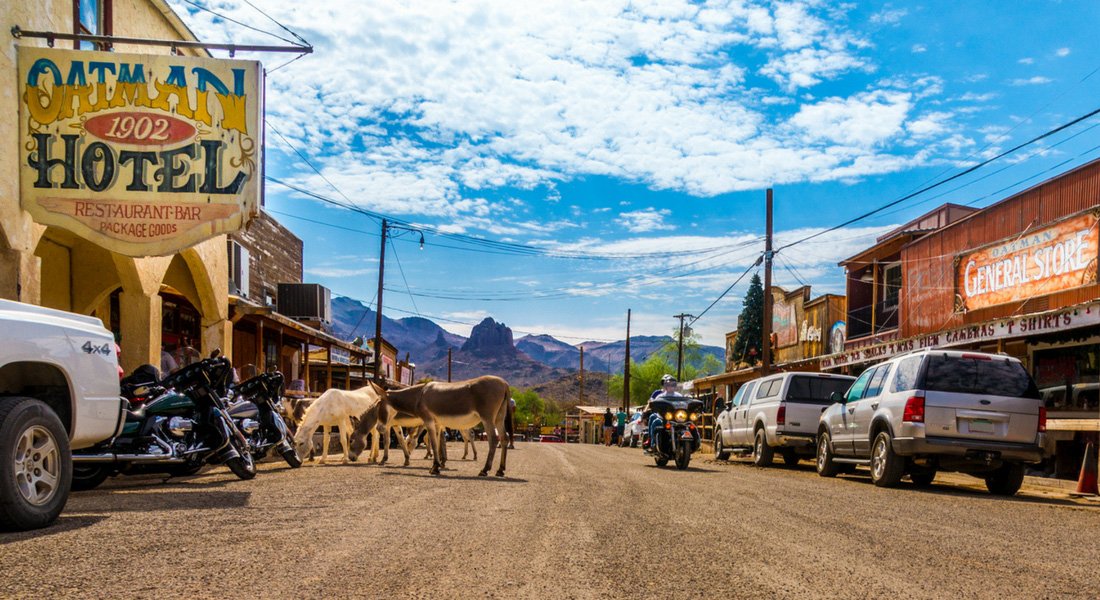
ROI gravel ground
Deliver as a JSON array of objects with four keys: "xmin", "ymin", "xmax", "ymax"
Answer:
[{"xmin": 2, "ymin": 443, "xmax": 1098, "ymax": 599}]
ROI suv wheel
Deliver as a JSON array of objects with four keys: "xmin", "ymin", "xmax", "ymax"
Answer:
[
  {"xmin": 869, "ymin": 431, "xmax": 904, "ymax": 488},
  {"xmin": 714, "ymin": 432, "xmax": 730, "ymax": 461},
  {"xmin": 752, "ymin": 428, "xmax": 774, "ymax": 467},
  {"xmin": 985, "ymin": 463, "xmax": 1025, "ymax": 496},
  {"xmin": 816, "ymin": 431, "xmax": 840, "ymax": 477},
  {"xmin": 0, "ymin": 397, "xmax": 72, "ymax": 531}
]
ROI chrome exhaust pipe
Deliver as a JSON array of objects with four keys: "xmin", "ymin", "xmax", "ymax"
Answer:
[{"xmin": 72, "ymin": 453, "xmax": 184, "ymax": 463}]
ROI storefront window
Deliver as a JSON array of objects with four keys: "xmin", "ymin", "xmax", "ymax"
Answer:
[
  {"xmin": 1033, "ymin": 343, "xmax": 1100, "ymax": 412},
  {"xmin": 883, "ymin": 263, "xmax": 901, "ymax": 309},
  {"xmin": 75, "ymin": 0, "xmax": 112, "ymax": 50}
]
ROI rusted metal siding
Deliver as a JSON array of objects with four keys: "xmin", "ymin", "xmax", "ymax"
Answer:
[{"xmin": 902, "ymin": 159, "xmax": 1100, "ymax": 337}]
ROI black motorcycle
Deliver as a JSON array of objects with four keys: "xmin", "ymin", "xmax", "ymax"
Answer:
[
  {"xmin": 227, "ymin": 372, "xmax": 302, "ymax": 468},
  {"xmin": 643, "ymin": 395, "xmax": 704, "ymax": 470},
  {"xmin": 71, "ymin": 356, "xmax": 257, "ymax": 490}
]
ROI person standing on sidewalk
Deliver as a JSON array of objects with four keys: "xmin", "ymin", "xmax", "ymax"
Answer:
[
  {"xmin": 615, "ymin": 407, "xmax": 627, "ymax": 446},
  {"xmin": 602, "ymin": 408, "xmax": 614, "ymax": 446}
]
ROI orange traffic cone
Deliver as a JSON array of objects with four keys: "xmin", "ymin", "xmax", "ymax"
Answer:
[{"xmin": 1070, "ymin": 442, "xmax": 1098, "ymax": 497}]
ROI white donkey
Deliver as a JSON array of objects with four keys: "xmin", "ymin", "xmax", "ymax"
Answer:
[{"xmin": 293, "ymin": 385, "xmax": 381, "ymax": 464}]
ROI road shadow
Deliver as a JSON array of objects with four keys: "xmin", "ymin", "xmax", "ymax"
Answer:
[
  {"xmin": 67, "ymin": 489, "xmax": 252, "ymax": 513},
  {"xmin": 0, "ymin": 515, "xmax": 106, "ymax": 545},
  {"xmin": 379, "ymin": 470, "xmax": 528, "ymax": 483},
  {"xmin": 87, "ymin": 471, "xmax": 242, "ymax": 492},
  {"xmin": 829, "ymin": 470, "xmax": 1088, "ymax": 508},
  {"xmin": 641, "ymin": 464, "xmax": 718, "ymax": 473}
]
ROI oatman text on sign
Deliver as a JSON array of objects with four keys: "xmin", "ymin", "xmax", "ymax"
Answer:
[{"xmin": 18, "ymin": 48, "xmax": 263, "ymax": 257}]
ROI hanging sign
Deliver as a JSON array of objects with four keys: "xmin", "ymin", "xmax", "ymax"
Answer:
[
  {"xmin": 18, "ymin": 47, "xmax": 262, "ymax": 256},
  {"xmin": 955, "ymin": 210, "xmax": 1099, "ymax": 312}
]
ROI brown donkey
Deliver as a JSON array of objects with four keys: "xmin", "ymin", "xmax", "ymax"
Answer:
[{"xmin": 351, "ymin": 376, "xmax": 510, "ymax": 476}]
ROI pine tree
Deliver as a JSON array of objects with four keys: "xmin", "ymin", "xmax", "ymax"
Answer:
[{"xmin": 733, "ymin": 273, "xmax": 764, "ymax": 365}]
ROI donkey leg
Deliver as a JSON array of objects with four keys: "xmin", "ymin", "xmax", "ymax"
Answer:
[
  {"xmin": 494, "ymin": 403, "xmax": 509, "ymax": 477},
  {"xmin": 339, "ymin": 418, "xmax": 351, "ymax": 463},
  {"xmin": 318, "ymin": 425, "xmax": 329, "ymax": 465},
  {"xmin": 480, "ymin": 423, "xmax": 497, "ymax": 477},
  {"xmin": 424, "ymin": 418, "xmax": 443, "ymax": 476}
]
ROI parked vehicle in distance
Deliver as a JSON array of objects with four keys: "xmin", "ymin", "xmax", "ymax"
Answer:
[
  {"xmin": 816, "ymin": 349, "xmax": 1045, "ymax": 496},
  {"xmin": 0, "ymin": 300, "xmax": 123, "ymax": 531},
  {"xmin": 714, "ymin": 371, "xmax": 855, "ymax": 467},
  {"xmin": 1039, "ymin": 382, "xmax": 1099, "ymax": 411},
  {"xmin": 619, "ymin": 411, "xmax": 645, "ymax": 447},
  {"xmin": 539, "ymin": 435, "xmax": 563, "ymax": 443}
]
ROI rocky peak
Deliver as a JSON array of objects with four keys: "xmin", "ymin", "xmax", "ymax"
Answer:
[{"xmin": 461, "ymin": 318, "xmax": 516, "ymax": 357}]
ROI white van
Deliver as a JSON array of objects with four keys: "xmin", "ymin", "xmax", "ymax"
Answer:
[{"xmin": 714, "ymin": 371, "xmax": 855, "ymax": 467}]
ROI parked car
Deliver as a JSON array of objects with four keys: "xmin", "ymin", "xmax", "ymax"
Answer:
[
  {"xmin": 0, "ymin": 300, "xmax": 123, "ymax": 531},
  {"xmin": 713, "ymin": 371, "xmax": 856, "ymax": 466},
  {"xmin": 816, "ymin": 349, "xmax": 1045, "ymax": 496},
  {"xmin": 619, "ymin": 411, "xmax": 645, "ymax": 447},
  {"xmin": 1039, "ymin": 382, "xmax": 1099, "ymax": 411},
  {"xmin": 539, "ymin": 435, "xmax": 563, "ymax": 443}
]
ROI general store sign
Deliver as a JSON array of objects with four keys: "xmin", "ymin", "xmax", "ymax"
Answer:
[
  {"xmin": 19, "ymin": 48, "xmax": 262, "ymax": 256},
  {"xmin": 819, "ymin": 300, "xmax": 1100, "ymax": 370},
  {"xmin": 955, "ymin": 210, "xmax": 1099, "ymax": 312}
]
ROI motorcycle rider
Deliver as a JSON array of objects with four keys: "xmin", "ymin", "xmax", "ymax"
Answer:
[{"xmin": 644, "ymin": 374, "xmax": 681, "ymax": 453}]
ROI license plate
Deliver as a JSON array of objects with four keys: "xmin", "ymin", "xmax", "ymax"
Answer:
[
  {"xmin": 681, "ymin": 432, "xmax": 693, "ymax": 439},
  {"xmin": 969, "ymin": 418, "xmax": 994, "ymax": 434}
]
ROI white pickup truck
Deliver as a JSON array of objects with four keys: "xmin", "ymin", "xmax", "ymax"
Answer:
[{"xmin": 0, "ymin": 300, "xmax": 123, "ymax": 531}]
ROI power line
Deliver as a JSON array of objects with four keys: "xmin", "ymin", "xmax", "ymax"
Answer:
[
  {"xmin": 388, "ymin": 237, "xmax": 421, "ymax": 317},
  {"xmin": 689, "ymin": 255, "xmax": 763, "ymax": 326},
  {"xmin": 178, "ymin": 0, "xmax": 301, "ymax": 46},
  {"xmin": 774, "ymin": 103, "xmax": 1100, "ymax": 253}
]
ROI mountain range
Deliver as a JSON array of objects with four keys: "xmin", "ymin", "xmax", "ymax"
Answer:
[{"xmin": 327, "ymin": 295, "xmax": 724, "ymax": 389}]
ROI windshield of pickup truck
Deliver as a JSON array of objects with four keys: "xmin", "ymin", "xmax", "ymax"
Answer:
[
  {"xmin": 785, "ymin": 375, "xmax": 855, "ymax": 405},
  {"xmin": 922, "ymin": 355, "xmax": 1040, "ymax": 398}
]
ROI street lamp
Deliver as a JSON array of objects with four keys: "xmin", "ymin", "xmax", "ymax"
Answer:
[{"xmin": 374, "ymin": 218, "xmax": 425, "ymax": 381}]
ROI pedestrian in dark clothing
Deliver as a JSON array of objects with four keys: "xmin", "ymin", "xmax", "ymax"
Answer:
[{"xmin": 602, "ymin": 408, "xmax": 614, "ymax": 446}]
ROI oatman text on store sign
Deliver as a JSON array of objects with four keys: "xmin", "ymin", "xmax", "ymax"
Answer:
[
  {"xmin": 957, "ymin": 211, "xmax": 1099, "ymax": 311},
  {"xmin": 18, "ymin": 48, "xmax": 262, "ymax": 257}
]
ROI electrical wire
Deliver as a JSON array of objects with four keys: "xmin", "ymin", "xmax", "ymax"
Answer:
[
  {"xmin": 689, "ymin": 256, "xmax": 763, "ymax": 326},
  {"xmin": 388, "ymin": 237, "xmax": 421, "ymax": 317},
  {"xmin": 178, "ymin": 0, "xmax": 301, "ymax": 46},
  {"xmin": 774, "ymin": 103, "xmax": 1100, "ymax": 253}
]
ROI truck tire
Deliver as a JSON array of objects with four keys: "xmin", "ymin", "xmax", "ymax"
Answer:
[
  {"xmin": 0, "ymin": 397, "xmax": 72, "ymax": 531},
  {"xmin": 752, "ymin": 428, "xmax": 774, "ymax": 467},
  {"xmin": 71, "ymin": 465, "xmax": 112, "ymax": 491},
  {"xmin": 870, "ymin": 431, "xmax": 904, "ymax": 488},
  {"xmin": 985, "ymin": 463, "xmax": 1024, "ymax": 496},
  {"xmin": 713, "ymin": 432, "xmax": 730, "ymax": 461}
]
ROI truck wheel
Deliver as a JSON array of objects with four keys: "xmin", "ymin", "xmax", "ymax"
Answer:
[
  {"xmin": 0, "ymin": 397, "xmax": 72, "ymax": 531},
  {"xmin": 870, "ymin": 431, "xmax": 904, "ymax": 488},
  {"xmin": 713, "ymin": 432, "xmax": 730, "ymax": 461},
  {"xmin": 985, "ymin": 463, "xmax": 1024, "ymax": 496},
  {"xmin": 816, "ymin": 431, "xmax": 840, "ymax": 477},
  {"xmin": 71, "ymin": 465, "xmax": 112, "ymax": 491},
  {"xmin": 752, "ymin": 428, "xmax": 774, "ymax": 467}
]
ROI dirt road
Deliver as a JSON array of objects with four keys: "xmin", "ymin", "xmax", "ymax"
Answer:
[{"xmin": 2, "ymin": 443, "xmax": 1098, "ymax": 598}]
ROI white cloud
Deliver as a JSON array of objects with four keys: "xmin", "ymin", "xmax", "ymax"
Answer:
[
  {"xmin": 305, "ymin": 267, "xmax": 376, "ymax": 278},
  {"xmin": 1056, "ymin": 47, "xmax": 1071, "ymax": 57},
  {"xmin": 870, "ymin": 8, "xmax": 908, "ymax": 25},
  {"xmin": 789, "ymin": 90, "xmax": 912, "ymax": 147},
  {"xmin": 1010, "ymin": 76, "xmax": 1053, "ymax": 86},
  {"xmin": 1018, "ymin": 57, "xmax": 1034, "ymax": 65},
  {"xmin": 911, "ymin": 44, "xmax": 927, "ymax": 53},
  {"xmin": 616, "ymin": 208, "xmax": 675, "ymax": 233}
]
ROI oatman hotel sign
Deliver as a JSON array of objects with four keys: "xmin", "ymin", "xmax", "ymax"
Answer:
[
  {"xmin": 956, "ymin": 210, "xmax": 1099, "ymax": 312},
  {"xmin": 19, "ymin": 48, "xmax": 262, "ymax": 256}
]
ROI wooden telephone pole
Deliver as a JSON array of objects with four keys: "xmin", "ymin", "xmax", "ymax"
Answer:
[
  {"xmin": 761, "ymin": 188, "xmax": 774, "ymax": 375},
  {"xmin": 373, "ymin": 219, "xmax": 387, "ymax": 381},
  {"xmin": 623, "ymin": 309, "xmax": 631, "ymax": 411},
  {"xmin": 674, "ymin": 312, "xmax": 694, "ymax": 381},
  {"xmin": 579, "ymin": 346, "xmax": 585, "ymax": 404}
]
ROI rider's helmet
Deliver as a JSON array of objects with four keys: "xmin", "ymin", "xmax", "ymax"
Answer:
[{"xmin": 661, "ymin": 374, "xmax": 677, "ymax": 387}]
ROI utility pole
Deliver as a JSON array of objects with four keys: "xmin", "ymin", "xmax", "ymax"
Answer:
[
  {"xmin": 762, "ymin": 188, "xmax": 774, "ymax": 375},
  {"xmin": 447, "ymin": 347, "xmax": 452, "ymax": 382},
  {"xmin": 623, "ymin": 309, "xmax": 631, "ymax": 411},
  {"xmin": 373, "ymin": 219, "xmax": 387, "ymax": 381},
  {"xmin": 674, "ymin": 313, "xmax": 695, "ymax": 381},
  {"xmin": 579, "ymin": 345, "xmax": 585, "ymax": 405}
]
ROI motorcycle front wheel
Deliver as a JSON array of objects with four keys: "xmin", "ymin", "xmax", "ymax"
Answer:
[
  {"xmin": 280, "ymin": 445, "xmax": 302, "ymax": 468},
  {"xmin": 224, "ymin": 428, "xmax": 257, "ymax": 480},
  {"xmin": 675, "ymin": 445, "xmax": 691, "ymax": 470}
]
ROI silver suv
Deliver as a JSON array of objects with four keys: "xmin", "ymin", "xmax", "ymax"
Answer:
[{"xmin": 816, "ymin": 349, "xmax": 1045, "ymax": 496}]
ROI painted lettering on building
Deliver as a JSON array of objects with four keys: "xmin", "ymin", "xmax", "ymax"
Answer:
[
  {"xmin": 956, "ymin": 211, "xmax": 1099, "ymax": 312},
  {"xmin": 19, "ymin": 48, "xmax": 262, "ymax": 256}
]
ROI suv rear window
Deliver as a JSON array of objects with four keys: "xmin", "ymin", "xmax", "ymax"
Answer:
[
  {"xmin": 922, "ymin": 355, "xmax": 1040, "ymax": 398},
  {"xmin": 785, "ymin": 375, "xmax": 855, "ymax": 405}
]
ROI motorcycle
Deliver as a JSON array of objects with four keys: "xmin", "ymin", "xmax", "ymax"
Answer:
[
  {"xmin": 642, "ymin": 394, "xmax": 704, "ymax": 470},
  {"xmin": 227, "ymin": 372, "xmax": 302, "ymax": 468},
  {"xmin": 70, "ymin": 356, "xmax": 258, "ymax": 490}
]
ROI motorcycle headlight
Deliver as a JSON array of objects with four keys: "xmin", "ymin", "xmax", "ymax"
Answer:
[
  {"xmin": 674, "ymin": 409, "xmax": 688, "ymax": 422},
  {"xmin": 689, "ymin": 412, "xmax": 699, "ymax": 422},
  {"xmin": 664, "ymin": 412, "xmax": 673, "ymax": 421}
]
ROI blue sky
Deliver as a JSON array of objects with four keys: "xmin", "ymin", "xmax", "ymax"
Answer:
[{"xmin": 170, "ymin": 0, "xmax": 1100, "ymax": 346}]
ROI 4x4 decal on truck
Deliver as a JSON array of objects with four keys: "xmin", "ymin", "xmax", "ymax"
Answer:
[{"xmin": 81, "ymin": 341, "xmax": 112, "ymax": 356}]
